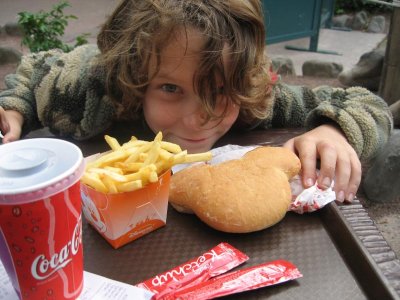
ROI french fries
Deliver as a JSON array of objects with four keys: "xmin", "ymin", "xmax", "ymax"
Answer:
[{"xmin": 81, "ymin": 132, "xmax": 212, "ymax": 193}]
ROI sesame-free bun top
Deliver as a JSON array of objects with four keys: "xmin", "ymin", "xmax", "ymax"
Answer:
[{"xmin": 169, "ymin": 146, "xmax": 301, "ymax": 233}]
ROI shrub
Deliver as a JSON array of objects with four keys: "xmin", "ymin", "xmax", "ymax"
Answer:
[
  {"xmin": 17, "ymin": 0, "xmax": 89, "ymax": 53},
  {"xmin": 335, "ymin": 0, "xmax": 393, "ymax": 15}
]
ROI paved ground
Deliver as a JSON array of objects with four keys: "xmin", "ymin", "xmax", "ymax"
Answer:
[
  {"xmin": 0, "ymin": 0, "xmax": 399, "ymax": 259},
  {"xmin": 0, "ymin": 0, "xmax": 387, "ymax": 74},
  {"xmin": 268, "ymin": 29, "xmax": 386, "ymax": 75}
]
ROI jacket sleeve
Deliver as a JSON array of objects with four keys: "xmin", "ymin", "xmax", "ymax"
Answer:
[
  {"xmin": 267, "ymin": 82, "xmax": 393, "ymax": 161},
  {"xmin": 0, "ymin": 45, "xmax": 115, "ymax": 140}
]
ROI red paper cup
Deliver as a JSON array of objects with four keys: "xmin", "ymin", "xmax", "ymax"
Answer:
[{"xmin": 0, "ymin": 138, "xmax": 85, "ymax": 300}]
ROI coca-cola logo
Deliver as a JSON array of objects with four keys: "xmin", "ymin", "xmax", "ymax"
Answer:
[{"xmin": 30, "ymin": 217, "xmax": 82, "ymax": 280}]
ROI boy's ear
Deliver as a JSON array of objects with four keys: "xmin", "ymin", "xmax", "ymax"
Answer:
[{"xmin": 97, "ymin": 0, "xmax": 132, "ymax": 52}]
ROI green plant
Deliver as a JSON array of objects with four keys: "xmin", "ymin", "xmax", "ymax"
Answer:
[
  {"xmin": 335, "ymin": 0, "xmax": 393, "ymax": 15},
  {"xmin": 17, "ymin": 0, "xmax": 89, "ymax": 53}
]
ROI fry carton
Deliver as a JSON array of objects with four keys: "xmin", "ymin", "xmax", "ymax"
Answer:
[
  {"xmin": 79, "ymin": 133, "xmax": 211, "ymax": 249},
  {"xmin": 81, "ymin": 167, "xmax": 170, "ymax": 249}
]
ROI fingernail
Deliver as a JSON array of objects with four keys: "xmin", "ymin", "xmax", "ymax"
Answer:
[
  {"xmin": 306, "ymin": 178, "xmax": 314, "ymax": 187},
  {"xmin": 336, "ymin": 190, "xmax": 345, "ymax": 202},
  {"xmin": 346, "ymin": 193, "xmax": 354, "ymax": 203},
  {"xmin": 322, "ymin": 177, "xmax": 331, "ymax": 188}
]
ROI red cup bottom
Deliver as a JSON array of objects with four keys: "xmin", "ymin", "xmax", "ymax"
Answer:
[{"xmin": 0, "ymin": 181, "xmax": 84, "ymax": 300}]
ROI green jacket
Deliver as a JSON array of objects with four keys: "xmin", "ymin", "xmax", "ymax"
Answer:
[{"xmin": 0, "ymin": 45, "xmax": 393, "ymax": 161}]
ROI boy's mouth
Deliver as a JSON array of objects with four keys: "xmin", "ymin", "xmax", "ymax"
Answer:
[
  {"xmin": 164, "ymin": 134, "xmax": 216, "ymax": 152},
  {"xmin": 183, "ymin": 138, "xmax": 207, "ymax": 142},
  {"xmin": 181, "ymin": 137, "xmax": 211, "ymax": 144}
]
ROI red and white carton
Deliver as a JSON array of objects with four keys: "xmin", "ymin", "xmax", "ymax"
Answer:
[
  {"xmin": 80, "ymin": 168, "xmax": 171, "ymax": 249},
  {"xmin": 80, "ymin": 151, "xmax": 171, "ymax": 249},
  {"xmin": 0, "ymin": 138, "xmax": 85, "ymax": 300}
]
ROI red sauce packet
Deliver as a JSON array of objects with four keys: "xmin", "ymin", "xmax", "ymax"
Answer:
[
  {"xmin": 136, "ymin": 243, "xmax": 249, "ymax": 296},
  {"xmin": 163, "ymin": 260, "xmax": 302, "ymax": 300}
]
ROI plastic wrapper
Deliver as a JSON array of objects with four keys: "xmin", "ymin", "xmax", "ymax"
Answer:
[
  {"xmin": 136, "ymin": 243, "xmax": 249, "ymax": 296},
  {"xmin": 136, "ymin": 243, "xmax": 301, "ymax": 300},
  {"xmin": 162, "ymin": 260, "xmax": 302, "ymax": 300},
  {"xmin": 289, "ymin": 174, "xmax": 336, "ymax": 214}
]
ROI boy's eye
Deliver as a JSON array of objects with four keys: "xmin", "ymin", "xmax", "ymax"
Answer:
[
  {"xmin": 161, "ymin": 84, "xmax": 180, "ymax": 93},
  {"xmin": 217, "ymin": 86, "xmax": 224, "ymax": 94}
]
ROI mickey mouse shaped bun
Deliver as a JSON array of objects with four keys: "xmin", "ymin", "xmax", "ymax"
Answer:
[{"xmin": 169, "ymin": 147, "xmax": 301, "ymax": 233}]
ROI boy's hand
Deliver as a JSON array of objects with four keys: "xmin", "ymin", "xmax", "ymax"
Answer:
[
  {"xmin": 0, "ymin": 107, "xmax": 24, "ymax": 143},
  {"xmin": 283, "ymin": 124, "xmax": 361, "ymax": 203}
]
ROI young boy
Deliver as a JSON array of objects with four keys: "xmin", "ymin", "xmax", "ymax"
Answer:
[{"xmin": 0, "ymin": 0, "xmax": 393, "ymax": 203}]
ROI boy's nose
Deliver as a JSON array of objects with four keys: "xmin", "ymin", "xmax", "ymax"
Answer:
[
  {"xmin": 181, "ymin": 99, "xmax": 208, "ymax": 129},
  {"xmin": 182, "ymin": 108, "xmax": 208, "ymax": 129}
]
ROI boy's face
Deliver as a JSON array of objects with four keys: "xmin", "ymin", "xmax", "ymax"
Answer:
[{"xmin": 143, "ymin": 28, "xmax": 239, "ymax": 153}]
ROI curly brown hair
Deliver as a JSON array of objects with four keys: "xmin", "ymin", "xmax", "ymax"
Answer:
[{"xmin": 97, "ymin": 0, "xmax": 272, "ymax": 124}]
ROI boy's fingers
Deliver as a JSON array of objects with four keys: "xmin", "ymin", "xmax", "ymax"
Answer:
[
  {"xmin": 296, "ymin": 143, "xmax": 318, "ymax": 188},
  {"xmin": 2, "ymin": 133, "xmax": 16, "ymax": 143},
  {"xmin": 344, "ymin": 154, "xmax": 362, "ymax": 202},
  {"xmin": 0, "ymin": 108, "xmax": 10, "ymax": 136},
  {"xmin": 1, "ymin": 124, "xmax": 21, "ymax": 144},
  {"xmin": 316, "ymin": 142, "xmax": 337, "ymax": 189},
  {"xmin": 0, "ymin": 121, "xmax": 10, "ymax": 134},
  {"xmin": 300, "ymin": 155, "xmax": 317, "ymax": 188},
  {"xmin": 0, "ymin": 108, "xmax": 23, "ymax": 142},
  {"xmin": 282, "ymin": 138, "xmax": 295, "ymax": 152},
  {"xmin": 332, "ymin": 156, "xmax": 351, "ymax": 202},
  {"xmin": 0, "ymin": 107, "xmax": 6, "ymax": 129},
  {"xmin": 2, "ymin": 126, "xmax": 20, "ymax": 143},
  {"xmin": 283, "ymin": 138, "xmax": 318, "ymax": 188}
]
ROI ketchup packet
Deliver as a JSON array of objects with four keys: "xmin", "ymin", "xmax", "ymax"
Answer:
[
  {"xmin": 160, "ymin": 260, "xmax": 302, "ymax": 300},
  {"xmin": 136, "ymin": 243, "xmax": 249, "ymax": 296}
]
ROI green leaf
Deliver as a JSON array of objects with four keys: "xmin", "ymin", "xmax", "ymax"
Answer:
[{"xmin": 16, "ymin": 0, "xmax": 87, "ymax": 53}]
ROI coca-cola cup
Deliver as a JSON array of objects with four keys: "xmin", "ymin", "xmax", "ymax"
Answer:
[{"xmin": 0, "ymin": 138, "xmax": 85, "ymax": 300}]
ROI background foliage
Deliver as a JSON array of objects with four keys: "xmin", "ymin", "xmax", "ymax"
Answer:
[
  {"xmin": 335, "ymin": 0, "xmax": 393, "ymax": 14},
  {"xmin": 17, "ymin": 0, "xmax": 88, "ymax": 53}
]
